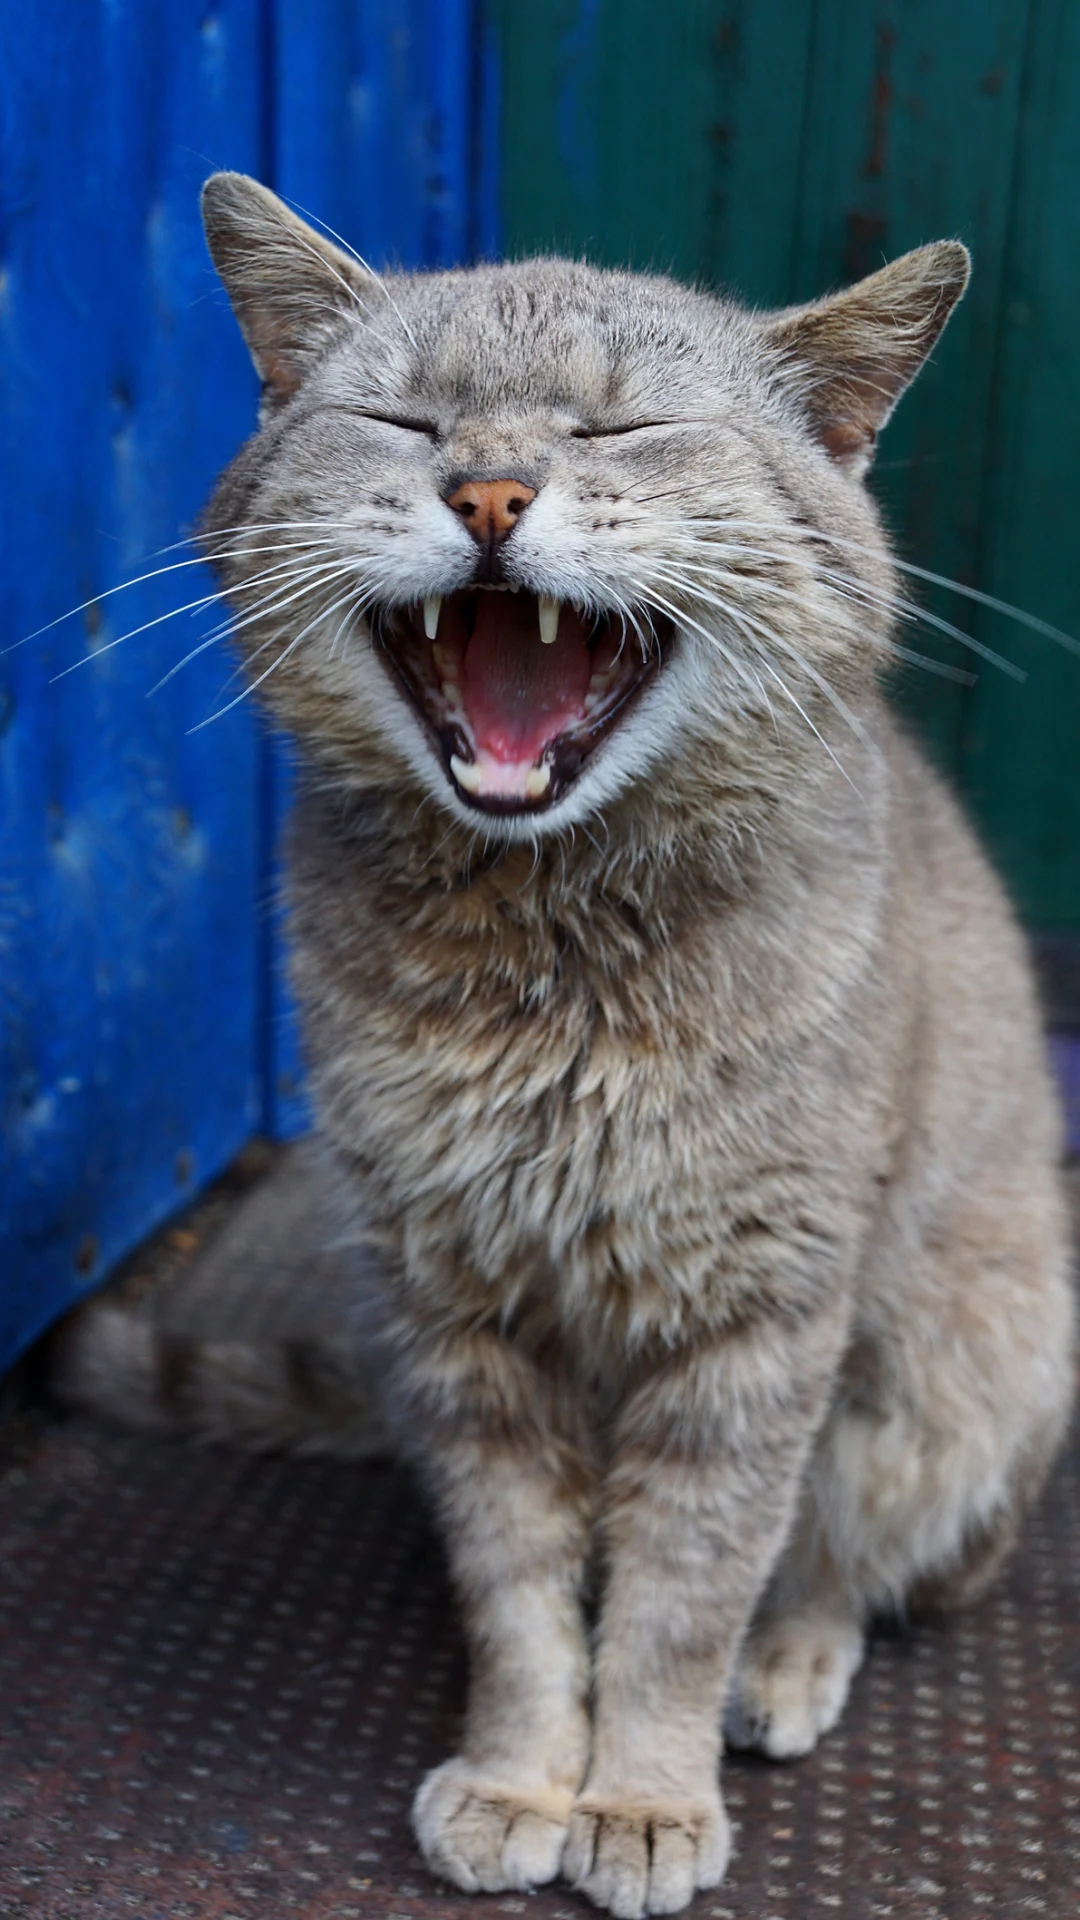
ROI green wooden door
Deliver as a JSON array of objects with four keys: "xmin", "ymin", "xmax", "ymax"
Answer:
[{"xmin": 492, "ymin": 0, "xmax": 1080, "ymax": 948}]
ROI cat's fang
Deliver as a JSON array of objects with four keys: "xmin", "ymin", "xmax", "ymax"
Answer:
[
  {"xmin": 524, "ymin": 765, "xmax": 552, "ymax": 799},
  {"xmin": 538, "ymin": 596, "xmax": 560, "ymax": 646},
  {"xmin": 423, "ymin": 594, "xmax": 442, "ymax": 640},
  {"xmin": 449, "ymin": 753, "xmax": 482, "ymax": 794}
]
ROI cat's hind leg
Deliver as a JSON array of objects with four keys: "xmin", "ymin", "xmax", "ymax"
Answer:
[
  {"xmin": 728, "ymin": 1164, "xmax": 1075, "ymax": 1762},
  {"xmin": 724, "ymin": 1520, "xmax": 865, "ymax": 1760}
]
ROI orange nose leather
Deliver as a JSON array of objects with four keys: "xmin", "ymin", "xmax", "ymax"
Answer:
[{"xmin": 445, "ymin": 478, "xmax": 537, "ymax": 545}]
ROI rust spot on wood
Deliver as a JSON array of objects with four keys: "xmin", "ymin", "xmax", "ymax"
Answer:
[
  {"xmin": 843, "ymin": 210, "xmax": 888, "ymax": 283},
  {"xmin": 864, "ymin": 23, "xmax": 895, "ymax": 179}
]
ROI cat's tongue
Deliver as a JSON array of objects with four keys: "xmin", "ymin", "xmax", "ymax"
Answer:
[{"xmin": 462, "ymin": 594, "xmax": 592, "ymax": 766}]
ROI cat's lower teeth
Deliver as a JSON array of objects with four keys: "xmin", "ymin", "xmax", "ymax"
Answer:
[{"xmin": 449, "ymin": 753, "xmax": 551, "ymax": 803}]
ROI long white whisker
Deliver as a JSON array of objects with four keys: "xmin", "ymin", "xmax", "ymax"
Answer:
[
  {"xmin": 658, "ymin": 535, "xmax": 1025, "ymax": 682},
  {"xmin": 6, "ymin": 538, "xmax": 343, "ymax": 662},
  {"xmin": 717, "ymin": 607, "xmax": 862, "ymax": 793},
  {"xmin": 642, "ymin": 565, "xmax": 875, "ymax": 757},
  {"xmin": 54, "ymin": 551, "xmax": 350, "ymax": 685},
  {"xmin": 656, "ymin": 550, "xmax": 979, "ymax": 685},
  {"xmin": 192, "ymin": 568, "xmax": 388, "ymax": 731},
  {"xmin": 736, "ymin": 627, "xmax": 860, "ymax": 792},
  {"xmin": 154, "ymin": 517, "xmax": 367, "ymax": 557},
  {"xmin": 647, "ymin": 513, "xmax": 1080, "ymax": 657},
  {"xmin": 149, "ymin": 557, "xmax": 365, "ymax": 694},
  {"xmin": 327, "ymin": 587, "xmax": 369, "ymax": 664},
  {"xmin": 49, "ymin": 589, "xmax": 224, "ymax": 681},
  {"xmin": 219, "ymin": 576, "xmax": 376, "ymax": 691},
  {"xmin": 632, "ymin": 561, "xmax": 867, "ymax": 786},
  {"xmin": 626, "ymin": 573, "xmax": 778, "ymax": 726}
]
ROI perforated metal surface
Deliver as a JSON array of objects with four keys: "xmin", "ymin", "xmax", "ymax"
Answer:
[{"xmin": 1, "ymin": 1413, "xmax": 1078, "ymax": 1920}]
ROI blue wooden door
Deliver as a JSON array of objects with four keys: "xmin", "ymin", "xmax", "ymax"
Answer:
[{"xmin": 0, "ymin": 0, "xmax": 492, "ymax": 1372}]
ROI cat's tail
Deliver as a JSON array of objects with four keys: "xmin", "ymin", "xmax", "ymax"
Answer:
[{"xmin": 48, "ymin": 1297, "xmax": 391, "ymax": 1459}]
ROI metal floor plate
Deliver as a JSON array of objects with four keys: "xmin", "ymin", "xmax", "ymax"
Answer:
[{"xmin": 1, "ymin": 1154, "xmax": 1079, "ymax": 1919}]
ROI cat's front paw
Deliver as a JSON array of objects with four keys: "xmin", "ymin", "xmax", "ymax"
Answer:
[
  {"xmin": 413, "ymin": 1757, "xmax": 573, "ymax": 1893},
  {"xmin": 563, "ymin": 1790, "xmax": 731, "ymax": 1918}
]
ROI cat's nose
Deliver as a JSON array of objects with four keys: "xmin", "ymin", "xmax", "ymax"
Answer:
[{"xmin": 444, "ymin": 478, "xmax": 537, "ymax": 546}]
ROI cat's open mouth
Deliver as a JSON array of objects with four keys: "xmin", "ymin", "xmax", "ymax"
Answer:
[{"xmin": 375, "ymin": 589, "xmax": 663, "ymax": 814}]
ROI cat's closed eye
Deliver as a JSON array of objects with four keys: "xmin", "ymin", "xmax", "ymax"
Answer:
[
  {"xmin": 369, "ymin": 413, "xmax": 440, "ymax": 437},
  {"xmin": 353, "ymin": 410, "xmax": 440, "ymax": 437},
  {"xmin": 570, "ymin": 420, "xmax": 676, "ymax": 439}
]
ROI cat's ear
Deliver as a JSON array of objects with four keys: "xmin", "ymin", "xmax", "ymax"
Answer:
[
  {"xmin": 762, "ymin": 241, "xmax": 970, "ymax": 475},
  {"xmin": 201, "ymin": 172, "xmax": 372, "ymax": 408}
]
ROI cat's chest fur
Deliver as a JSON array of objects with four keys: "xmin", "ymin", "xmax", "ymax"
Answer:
[{"xmin": 288, "ymin": 784, "xmax": 893, "ymax": 1346}]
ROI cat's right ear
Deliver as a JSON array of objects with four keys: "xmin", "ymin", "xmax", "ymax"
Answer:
[
  {"xmin": 760, "ymin": 241, "xmax": 970, "ymax": 476},
  {"xmin": 201, "ymin": 172, "xmax": 371, "ymax": 409}
]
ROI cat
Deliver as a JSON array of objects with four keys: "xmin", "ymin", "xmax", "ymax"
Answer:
[{"xmin": 58, "ymin": 172, "xmax": 1076, "ymax": 1919}]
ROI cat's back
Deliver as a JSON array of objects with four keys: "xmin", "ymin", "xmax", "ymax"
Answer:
[{"xmin": 882, "ymin": 718, "xmax": 1062, "ymax": 1168}]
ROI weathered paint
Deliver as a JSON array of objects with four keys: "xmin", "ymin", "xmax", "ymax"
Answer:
[
  {"xmin": 0, "ymin": 1, "xmax": 266, "ymax": 1369},
  {"xmin": 0, "ymin": 1, "xmax": 488, "ymax": 1372}
]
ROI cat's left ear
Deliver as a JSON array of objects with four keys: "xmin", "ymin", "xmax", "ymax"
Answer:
[
  {"xmin": 201, "ymin": 172, "xmax": 374, "ymax": 409},
  {"xmin": 762, "ymin": 241, "xmax": 970, "ymax": 475}
]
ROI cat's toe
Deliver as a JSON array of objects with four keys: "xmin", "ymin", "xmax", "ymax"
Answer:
[
  {"xmin": 725, "ymin": 1610, "xmax": 864, "ymax": 1760},
  {"xmin": 563, "ymin": 1792, "xmax": 730, "ymax": 1918},
  {"xmin": 413, "ymin": 1758, "xmax": 571, "ymax": 1893},
  {"xmin": 501, "ymin": 1805, "xmax": 570, "ymax": 1886}
]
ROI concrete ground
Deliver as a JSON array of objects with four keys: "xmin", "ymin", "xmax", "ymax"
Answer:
[{"xmin": 1, "ymin": 1147, "xmax": 1078, "ymax": 1919}]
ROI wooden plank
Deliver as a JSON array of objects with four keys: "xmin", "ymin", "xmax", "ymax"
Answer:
[
  {"xmin": 0, "ymin": 0, "xmax": 266, "ymax": 1368},
  {"xmin": 961, "ymin": 0, "xmax": 1080, "ymax": 930},
  {"xmin": 273, "ymin": 0, "xmax": 476, "ymax": 271},
  {"xmin": 493, "ymin": 0, "xmax": 816, "ymax": 296},
  {"xmin": 790, "ymin": 0, "xmax": 1033, "ymax": 774}
]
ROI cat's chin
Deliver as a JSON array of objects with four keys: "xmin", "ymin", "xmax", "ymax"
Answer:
[{"xmin": 373, "ymin": 589, "xmax": 665, "ymax": 817}]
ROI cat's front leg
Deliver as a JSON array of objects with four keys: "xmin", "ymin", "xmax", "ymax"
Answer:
[
  {"xmin": 402, "ymin": 1322, "xmax": 593, "ymax": 1893},
  {"xmin": 565, "ymin": 1307, "xmax": 847, "ymax": 1919}
]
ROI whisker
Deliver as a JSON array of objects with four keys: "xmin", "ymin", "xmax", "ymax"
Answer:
[
  {"xmin": 188, "ymin": 573, "xmax": 372, "ymax": 732},
  {"xmin": 726, "ymin": 613, "xmax": 862, "ymax": 795},
  {"xmin": 623, "ymin": 574, "xmax": 784, "ymax": 725},
  {"xmin": 660, "ymin": 535, "xmax": 1025, "ymax": 682},
  {"xmin": 660, "ymin": 550, "xmax": 979, "ymax": 685},
  {"xmin": 632, "ymin": 561, "xmax": 870, "ymax": 788},
  {"xmin": 649, "ymin": 512, "xmax": 1080, "ymax": 658},
  {"xmin": 148, "ymin": 559, "xmax": 365, "ymax": 694},
  {"xmin": 218, "ymin": 575, "xmax": 375, "ymax": 692},
  {"xmin": 5, "ymin": 538, "xmax": 344, "ymax": 662},
  {"xmin": 642, "ymin": 564, "xmax": 875, "ymax": 756},
  {"xmin": 53, "ymin": 551, "xmax": 351, "ymax": 685}
]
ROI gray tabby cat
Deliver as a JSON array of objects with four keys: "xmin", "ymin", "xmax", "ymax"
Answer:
[{"xmin": 61, "ymin": 173, "xmax": 1075, "ymax": 1918}]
